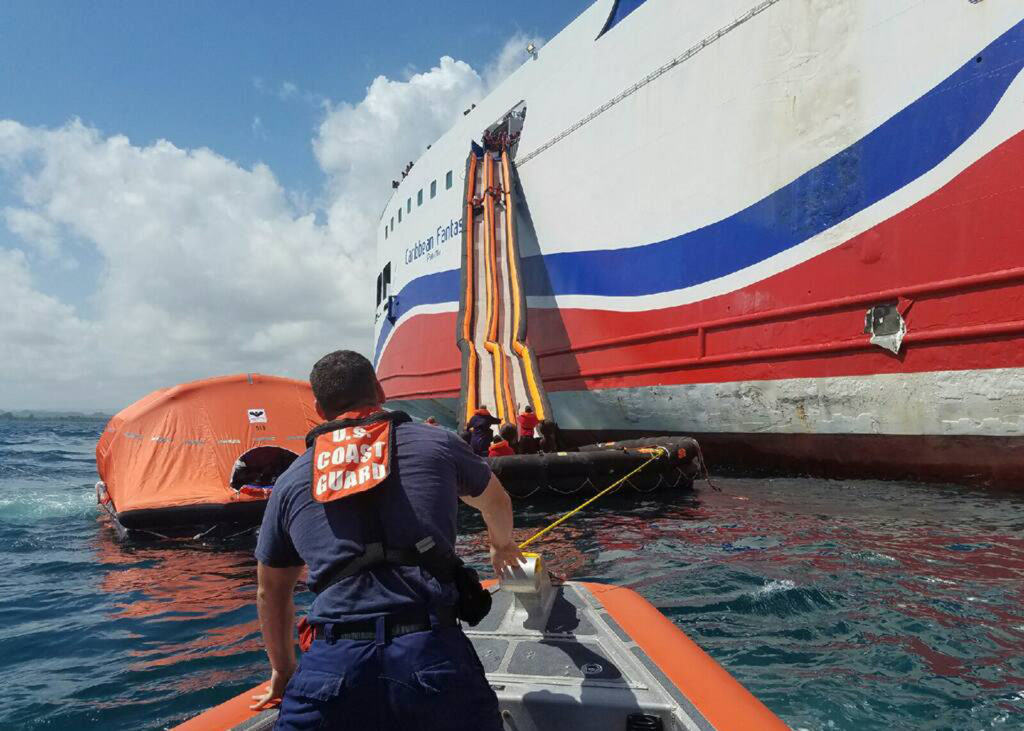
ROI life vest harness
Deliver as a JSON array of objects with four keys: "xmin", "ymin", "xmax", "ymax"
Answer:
[
  {"xmin": 308, "ymin": 535, "xmax": 454, "ymax": 595},
  {"xmin": 301, "ymin": 409, "xmax": 491, "ymax": 628}
]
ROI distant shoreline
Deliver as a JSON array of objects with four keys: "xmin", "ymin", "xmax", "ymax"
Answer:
[{"xmin": 0, "ymin": 411, "xmax": 110, "ymax": 421}]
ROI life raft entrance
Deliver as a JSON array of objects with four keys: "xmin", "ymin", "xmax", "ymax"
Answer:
[{"xmin": 456, "ymin": 134, "xmax": 552, "ymax": 430}]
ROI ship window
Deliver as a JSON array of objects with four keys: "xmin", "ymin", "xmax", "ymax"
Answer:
[
  {"xmin": 382, "ymin": 263, "xmax": 391, "ymax": 298},
  {"xmin": 406, "ymin": 198, "xmax": 411, "ymax": 213},
  {"xmin": 398, "ymin": 208, "xmax": 402, "ymax": 223},
  {"xmin": 376, "ymin": 272, "xmax": 382, "ymax": 307},
  {"xmin": 430, "ymin": 180, "xmax": 437, "ymax": 198},
  {"xmin": 417, "ymin": 189, "xmax": 423, "ymax": 206},
  {"xmin": 445, "ymin": 170, "xmax": 453, "ymax": 189},
  {"xmin": 390, "ymin": 217, "xmax": 394, "ymax": 231},
  {"xmin": 384, "ymin": 226, "xmax": 388, "ymax": 240}
]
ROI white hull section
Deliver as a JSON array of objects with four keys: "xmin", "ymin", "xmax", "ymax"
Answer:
[
  {"xmin": 548, "ymin": 368, "xmax": 1024, "ymax": 438},
  {"xmin": 389, "ymin": 368, "xmax": 1024, "ymax": 439}
]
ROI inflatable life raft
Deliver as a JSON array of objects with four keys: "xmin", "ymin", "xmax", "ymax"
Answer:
[
  {"xmin": 487, "ymin": 437, "xmax": 701, "ymax": 498},
  {"xmin": 172, "ymin": 555, "xmax": 788, "ymax": 731},
  {"xmin": 95, "ymin": 374, "xmax": 318, "ymax": 538}
]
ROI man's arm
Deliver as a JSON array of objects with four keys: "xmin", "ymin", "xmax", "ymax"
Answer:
[
  {"xmin": 461, "ymin": 473, "xmax": 524, "ymax": 575},
  {"xmin": 251, "ymin": 562, "xmax": 303, "ymax": 710}
]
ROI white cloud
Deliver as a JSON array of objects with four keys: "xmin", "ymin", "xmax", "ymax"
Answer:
[
  {"xmin": 314, "ymin": 56, "xmax": 486, "ymax": 243},
  {"xmin": 0, "ymin": 36, "xmax": 543, "ymax": 411},
  {"xmin": 0, "ymin": 119, "xmax": 353, "ymax": 408},
  {"xmin": 3, "ymin": 207, "xmax": 62, "ymax": 260},
  {"xmin": 251, "ymin": 115, "xmax": 267, "ymax": 140},
  {"xmin": 0, "ymin": 249, "xmax": 95, "ymax": 395},
  {"xmin": 312, "ymin": 37, "xmax": 543, "ymax": 283},
  {"xmin": 253, "ymin": 76, "xmax": 327, "ymax": 107}
]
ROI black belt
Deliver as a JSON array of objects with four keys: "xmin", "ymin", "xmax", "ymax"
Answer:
[{"xmin": 313, "ymin": 606, "xmax": 458, "ymax": 642}]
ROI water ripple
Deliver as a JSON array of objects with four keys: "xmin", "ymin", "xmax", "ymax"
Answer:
[{"xmin": 2, "ymin": 421, "xmax": 1024, "ymax": 729}]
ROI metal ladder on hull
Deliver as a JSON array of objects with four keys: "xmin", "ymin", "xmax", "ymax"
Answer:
[{"xmin": 457, "ymin": 144, "xmax": 551, "ymax": 429}]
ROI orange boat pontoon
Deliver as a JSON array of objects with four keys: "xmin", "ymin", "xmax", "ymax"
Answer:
[{"xmin": 173, "ymin": 557, "xmax": 789, "ymax": 730}]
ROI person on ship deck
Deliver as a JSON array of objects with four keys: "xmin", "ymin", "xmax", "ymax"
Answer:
[
  {"xmin": 517, "ymin": 404, "xmax": 538, "ymax": 439},
  {"xmin": 516, "ymin": 405, "xmax": 539, "ymax": 454},
  {"xmin": 467, "ymin": 406, "xmax": 500, "ymax": 457},
  {"xmin": 251, "ymin": 350, "xmax": 521, "ymax": 730}
]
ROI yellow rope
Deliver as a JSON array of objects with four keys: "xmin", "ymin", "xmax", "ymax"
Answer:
[{"xmin": 517, "ymin": 447, "xmax": 669, "ymax": 550}]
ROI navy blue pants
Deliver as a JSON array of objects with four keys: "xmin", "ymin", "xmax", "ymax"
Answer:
[{"xmin": 274, "ymin": 621, "xmax": 502, "ymax": 730}]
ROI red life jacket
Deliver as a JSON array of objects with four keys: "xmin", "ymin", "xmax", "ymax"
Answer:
[
  {"xmin": 488, "ymin": 440, "xmax": 515, "ymax": 457},
  {"xmin": 517, "ymin": 412, "xmax": 539, "ymax": 437}
]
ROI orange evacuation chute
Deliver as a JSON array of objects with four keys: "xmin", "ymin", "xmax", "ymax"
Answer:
[{"xmin": 95, "ymin": 374, "xmax": 320, "ymax": 514}]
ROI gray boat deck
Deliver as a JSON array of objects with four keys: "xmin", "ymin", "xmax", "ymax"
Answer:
[{"xmin": 470, "ymin": 580, "xmax": 713, "ymax": 731}]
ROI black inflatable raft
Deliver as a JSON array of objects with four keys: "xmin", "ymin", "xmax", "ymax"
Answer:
[{"xmin": 487, "ymin": 437, "xmax": 701, "ymax": 498}]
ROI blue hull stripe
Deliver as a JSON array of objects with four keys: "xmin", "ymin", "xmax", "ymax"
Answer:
[
  {"xmin": 375, "ymin": 20, "xmax": 1024, "ymax": 364},
  {"xmin": 598, "ymin": 0, "xmax": 650, "ymax": 39}
]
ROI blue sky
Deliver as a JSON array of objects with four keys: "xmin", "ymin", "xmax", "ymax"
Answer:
[
  {"xmin": 2, "ymin": 1, "xmax": 587, "ymax": 198},
  {"xmin": 0, "ymin": 1, "xmax": 591, "ymax": 409}
]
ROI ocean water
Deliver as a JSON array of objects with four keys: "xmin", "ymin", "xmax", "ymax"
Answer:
[{"xmin": 1, "ymin": 417, "xmax": 1023, "ymax": 730}]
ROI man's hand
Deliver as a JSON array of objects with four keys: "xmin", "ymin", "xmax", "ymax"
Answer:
[
  {"xmin": 490, "ymin": 541, "xmax": 526, "ymax": 577},
  {"xmin": 250, "ymin": 665, "xmax": 295, "ymax": 710}
]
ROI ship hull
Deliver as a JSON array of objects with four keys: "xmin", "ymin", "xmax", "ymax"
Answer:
[
  {"xmin": 373, "ymin": 0, "xmax": 1024, "ymax": 488},
  {"xmin": 382, "ymin": 370, "xmax": 1024, "ymax": 487}
]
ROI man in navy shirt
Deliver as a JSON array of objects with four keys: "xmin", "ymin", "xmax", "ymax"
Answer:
[{"xmin": 252, "ymin": 350, "xmax": 522, "ymax": 729}]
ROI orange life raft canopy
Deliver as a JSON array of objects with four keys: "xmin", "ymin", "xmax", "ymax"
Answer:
[{"xmin": 96, "ymin": 374, "xmax": 319, "ymax": 533}]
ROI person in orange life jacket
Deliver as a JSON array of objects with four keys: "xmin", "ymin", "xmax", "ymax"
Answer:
[
  {"xmin": 488, "ymin": 424, "xmax": 518, "ymax": 457},
  {"xmin": 517, "ymin": 404, "xmax": 538, "ymax": 439},
  {"xmin": 467, "ymin": 406, "xmax": 500, "ymax": 456},
  {"xmin": 251, "ymin": 350, "xmax": 522, "ymax": 730},
  {"xmin": 516, "ymin": 405, "xmax": 539, "ymax": 455}
]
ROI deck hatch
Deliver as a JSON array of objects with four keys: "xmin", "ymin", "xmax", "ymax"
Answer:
[
  {"xmin": 507, "ymin": 640, "xmax": 624, "ymax": 681},
  {"xmin": 470, "ymin": 638, "xmax": 510, "ymax": 673}
]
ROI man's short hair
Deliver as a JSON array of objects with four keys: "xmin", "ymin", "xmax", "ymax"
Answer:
[{"xmin": 309, "ymin": 350, "xmax": 378, "ymax": 415}]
